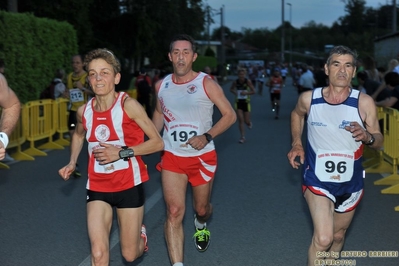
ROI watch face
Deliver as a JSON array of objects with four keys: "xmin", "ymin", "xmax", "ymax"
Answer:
[{"xmin": 120, "ymin": 150, "xmax": 130, "ymax": 158}]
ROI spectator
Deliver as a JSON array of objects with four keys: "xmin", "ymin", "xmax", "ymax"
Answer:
[
  {"xmin": 362, "ymin": 55, "xmax": 379, "ymax": 82},
  {"xmin": 357, "ymin": 71, "xmax": 389, "ymax": 101},
  {"xmin": 135, "ymin": 68, "xmax": 153, "ymax": 118},
  {"xmin": 298, "ymin": 64, "xmax": 315, "ymax": 94},
  {"xmin": 375, "ymin": 71, "xmax": 399, "ymax": 111},
  {"xmin": 53, "ymin": 69, "xmax": 68, "ymax": 99}
]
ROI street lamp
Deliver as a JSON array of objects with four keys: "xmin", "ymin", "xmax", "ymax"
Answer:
[{"xmin": 287, "ymin": 2, "xmax": 292, "ymax": 67}]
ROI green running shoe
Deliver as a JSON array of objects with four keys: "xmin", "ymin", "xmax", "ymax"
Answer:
[{"xmin": 193, "ymin": 227, "xmax": 211, "ymax": 252}]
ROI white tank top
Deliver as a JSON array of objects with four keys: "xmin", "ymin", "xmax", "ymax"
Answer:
[{"xmin": 158, "ymin": 72, "xmax": 215, "ymax": 157}]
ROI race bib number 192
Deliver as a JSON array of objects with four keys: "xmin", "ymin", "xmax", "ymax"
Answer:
[{"xmin": 168, "ymin": 122, "xmax": 199, "ymax": 149}]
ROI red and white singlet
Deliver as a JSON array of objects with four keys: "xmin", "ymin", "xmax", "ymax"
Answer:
[
  {"xmin": 82, "ymin": 92, "xmax": 149, "ymax": 192},
  {"xmin": 158, "ymin": 72, "xmax": 215, "ymax": 157}
]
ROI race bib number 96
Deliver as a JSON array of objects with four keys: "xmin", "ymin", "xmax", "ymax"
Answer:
[
  {"xmin": 168, "ymin": 122, "xmax": 199, "ymax": 149},
  {"xmin": 315, "ymin": 150, "xmax": 354, "ymax": 183}
]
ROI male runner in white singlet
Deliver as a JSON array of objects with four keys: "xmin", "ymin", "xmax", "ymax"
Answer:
[
  {"xmin": 287, "ymin": 45, "xmax": 383, "ymax": 266},
  {"xmin": 152, "ymin": 34, "xmax": 236, "ymax": 266}
]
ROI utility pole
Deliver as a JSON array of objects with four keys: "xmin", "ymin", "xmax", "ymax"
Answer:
[
  {"xmin": 289, "ymin": 4, "xmax": 292, "ymax": 67},
  {"xmin": 393, "ymin": 0, "xmax": 397, "ymax": 32},
  {"xmin": 207, "ymin": 5, "xmax": 211, "ymax": 47},
  {"xmin": 220, "ymin": 5, "xmax": 225, "ymax": 66},
  {"xmin": 281, "ymin": 0, "xmax": 285, "ymax": 64}
]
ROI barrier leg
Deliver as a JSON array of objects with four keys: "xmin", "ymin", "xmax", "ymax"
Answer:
[
  {"xmin": 381, "ymin": 183, "xmax": 399, "ymax": 194},
  {"xmin": 374, "ymin": 173, "xmax": 399, "ymax": 186},
  {"xmin": 11, "ymin": 151, "xmax": 35, "ymax": 161},
  {"xmin": 10, "ymin": 146, "xmax": 35, "ymax": 161},
  {"xmin": 23, "ymin": 141, "xmax": 47, "ymax": 156},
  {"xmin": 365, "ymin": 160, "xmax": 393, "ymax": 174},
  {"xmin": 0, "ymin": 162, "xmax": 10, "ymax": 169},
  {"xmin": 38, "ymin": 142, "xmax": 64, "ymax": 150},
  {"xmin": 54, "ymin": 133, "xmax": 70, "ymax": 147}
]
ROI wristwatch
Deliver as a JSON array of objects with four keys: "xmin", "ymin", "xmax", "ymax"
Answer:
[
  {"xmin": 364, "ymin": 133, "xmax": 375, "ymax": 146},
  {"xmin": 119, "ymin": 146, "xmax": 134, "ymax": 161},
  {"xmin": 203, "ymin": 133, "xmax": 213, "ymax": 143}
]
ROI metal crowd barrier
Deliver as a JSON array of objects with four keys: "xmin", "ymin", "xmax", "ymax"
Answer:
[
  {"xmin": 22, "ymin": 99, "xmax": 64, "ymax": 157},
  {"xmin": 363, "ymin": 107, "xmax": 399, "ymax": 211},
  {"xmin": 0, "ymin": 99, "xmax": 70, "ymax": 169}
]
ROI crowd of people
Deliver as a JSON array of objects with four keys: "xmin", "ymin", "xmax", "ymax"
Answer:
[{"xmin": 2, "ymin": 38, "xmax": 399, "ymax": 266}]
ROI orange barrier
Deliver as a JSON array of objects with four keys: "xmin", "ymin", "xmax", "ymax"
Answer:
[{"xmin": 22, "ymin": 99, "xmax": 64, "ymax": 157}]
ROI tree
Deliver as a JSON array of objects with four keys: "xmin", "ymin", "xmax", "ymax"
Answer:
[
  {"xmin": 17, "ymin": 0, "xmax": 94, "ymax": 53},
  {"xmin": 339, "ymin": 0, "xmax": 367, "ymax": 34}
]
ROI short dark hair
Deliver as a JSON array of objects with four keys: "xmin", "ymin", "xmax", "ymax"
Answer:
[
  {"xmin": 384, "ymin": 72, "xmax": 399, "ymax": 87},
  {"xmin": 169, "ymin": 34, "xmax": 196, "ymax": 52},
  {"xmin": 326, "ymin": 45, "xmax": 358, "ymax": 67}
]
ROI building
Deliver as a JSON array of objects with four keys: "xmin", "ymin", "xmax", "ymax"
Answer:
[{"xmin": 374, "ymin": 31, "xmax": 399, "ymax": 68}]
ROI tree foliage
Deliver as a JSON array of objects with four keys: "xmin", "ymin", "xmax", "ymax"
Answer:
[{"xmin": 2, "ymin": 0, "xmax": 398, "ymax": 71}]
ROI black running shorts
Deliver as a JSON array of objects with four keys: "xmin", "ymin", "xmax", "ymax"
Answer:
[{"xmin": 86, "ymin": 184, "xmax": 145, "ymax": 208}]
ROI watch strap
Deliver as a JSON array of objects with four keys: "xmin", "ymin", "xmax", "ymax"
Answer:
[{"xmin": 203, "ymin": 133, "xmax": 213, "ymax": 143}]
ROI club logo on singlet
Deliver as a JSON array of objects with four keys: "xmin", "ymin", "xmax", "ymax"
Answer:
[
  {"xmin": 165, "ymin": 82, "xmax": 169, "ymax": 89},
  {"xmin": 187, "ymin": 84, "xmax": 198, "ymax": 94},
  {"xmin": 95, "ymin": 124, "xmax": 110, "ymax": 142},
  {"xmin": 339, "ymin": 120, "xmax": 352, "ymax": 129}
]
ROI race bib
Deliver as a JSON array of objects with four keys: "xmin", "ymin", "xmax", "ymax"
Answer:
[
  {"xmin": 92, "ymin": 146, "xmax": 129, "ymax": 174},
  {"xmin": 271, "ymin": 84, "xmax": 281, "ymax": 93},
  {"xmin": 315, "ymin": 150, "xmax": 354, "ymax": 183},
  {"xmin": 70, "ymin": 88, "xmax": 84, "ymax": 103},
  {"xmin": 167, "ymin": 121, "xmax": 199, "ymax": 149},
  {"xmin": 237, "ymin": 89, "xmax": 247, "ymax": 100}
]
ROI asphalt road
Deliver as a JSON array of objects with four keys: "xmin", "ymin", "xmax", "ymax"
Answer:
[{"xmin": 0, "ymin": 77, "xmax": 398, "ymax": 266}]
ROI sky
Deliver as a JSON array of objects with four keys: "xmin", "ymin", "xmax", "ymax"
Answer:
[{"xmin": 204, "ymin": 0, "xmax": 389, "ymax": 32}]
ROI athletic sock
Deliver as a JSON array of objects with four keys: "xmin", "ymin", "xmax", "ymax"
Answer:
[
  {"xmin": 173, "ymin": 263, "xmax": 184, "ymax": 266},
  {"xmin": 194, "ymin": 216, "xmax": 206, "ymax": 229}
]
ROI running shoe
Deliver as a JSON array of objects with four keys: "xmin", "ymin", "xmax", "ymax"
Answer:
[
  {"xmin": 239, "ymin": 137, "xmax": 245, "ymax": 144},
  {"xmin": 193, "ymin": 227, "xmax": 211, "ymax": 252},
  {"xmin": 141, "ymin": 224, "xmax": 148, "ymax": 252},
  {"xmin": 248, "ymin": 122, "xmax": 253, "ymax": 129}
]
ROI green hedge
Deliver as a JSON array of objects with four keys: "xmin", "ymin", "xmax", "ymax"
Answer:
[
  {"xmin": 193, "ymin": 55, "xmax": 217, "ymax": 73},
  {"xmin": 0, "ymin": 11, "xmax": 78, "ymax": 103}
]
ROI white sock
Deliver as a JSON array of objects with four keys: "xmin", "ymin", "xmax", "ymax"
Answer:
[
  {"xmin": 194, "ymin": 216, "xmax": 206, "ymax": 229},
  {"xmin": 173, "ymin": 263, "xmax": 184, "ymax": 266}
]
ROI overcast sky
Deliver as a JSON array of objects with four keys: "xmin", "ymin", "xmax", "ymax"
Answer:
[{"xmin": 204, "ymin": 0, "xmax": 389, "ymax": 32}]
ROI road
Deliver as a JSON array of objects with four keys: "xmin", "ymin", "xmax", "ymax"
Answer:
[{"xmin": 0, "ymin": 77, "xmax": 398, "ymax": 266}]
